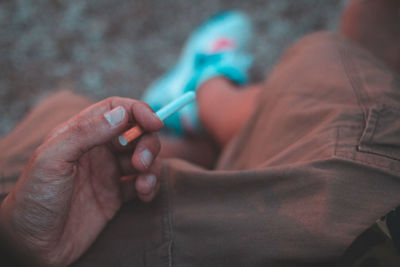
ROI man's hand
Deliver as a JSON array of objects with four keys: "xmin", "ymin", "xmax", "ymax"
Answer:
[{"xmin": 0, "ymin": 97, "xmax": 163, "ymax": 266}]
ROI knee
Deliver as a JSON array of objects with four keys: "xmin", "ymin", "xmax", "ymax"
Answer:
[{"xmin": 340, "ymin": 0, "xmax": 400, "ymax": 72}]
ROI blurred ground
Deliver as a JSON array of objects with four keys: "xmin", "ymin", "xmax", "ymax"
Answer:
[{"xmin": 0, "ymin": 0, "xmax": 347, "ymax": 136}]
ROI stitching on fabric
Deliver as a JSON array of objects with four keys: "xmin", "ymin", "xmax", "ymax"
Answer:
[
  {"xmin": 358, "ymin": 146, "xmax": 400, "ymax": 162},
  {"xmin": 334, "ymin": 126, "xmax": 339, "ymax": 157},
  {"xmin": 164, "ymin": 165, "xmax": 174, "ymax": 267},
  {"xmin": 159, "ymin": 168, "xmax": 168, "ymax": 246},
  {"xmin": 335, "ymin": 151, "xmax": 400, "ymax": 173},
  {"xmin": 357, "ymin": 107, "xmax": 377, "ymax": 150},
  {"xmin": 335, "ymin": 40, "xmax": 400, "ymax": 166},
  {"xmin": 336, "ymin": 38, "xmax": 369, "ymax": 122},
  {"xmin": 348, "ymin": 44, "xmax": 372, "ymax": 111},
  {"xmin": 335, "ymin": 123, "xmax": 400, "ymax": 172},
  {"xmin": 358, "ymin": 106, "xmax": 400, "ymax": 160}
]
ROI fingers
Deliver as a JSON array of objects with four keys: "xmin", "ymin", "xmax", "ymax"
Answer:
[
  {"xmin": 43, "ymin": 97, "xmax": 163, "ymax": 163},
  {"xmin": 135, "ymin": 174, "xmax": 160, "ymax": 202},
  {"xmin": 42, "ymin": 106, "xmax": 129, "ymax": 162},
  {"xmin": 48, "ymin": 97, "xmax": 163, "ymax": 142},
  {"xmin": 50, "ymin": 97, "xmax": 162, "ymax": 133},
  {"xmin": 130, "ymin": 101, "xmax": 163, "ymax": 132},
  {"xmin": 135, "ymin": 159, "xmax": 162, "ymax": 202},
  {"xmin": 131, "ymin": 133, "xmax": 161, "ymax": 172},
  {"xmin": 119, "ymin": 159, "xmax": 162, "ymax": 203},
  {"xmin": 115, "ymin": 132, "xmax": 161, "ymax": 175},
  {"xmin": 119, "ymin": 173, "xmax": 160, "ymax": 203}
]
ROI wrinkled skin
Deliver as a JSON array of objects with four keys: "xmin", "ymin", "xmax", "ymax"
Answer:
[{"xmin": 0, "ymin": 97, "xmax": 163, "ymax": 266}]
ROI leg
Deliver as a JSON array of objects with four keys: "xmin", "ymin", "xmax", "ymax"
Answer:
[
  {"xmin": 159, "ymin": 135, "xmax": 219, "ymax": 169},
  {"xmin": 163, "ymin": 32, "xmax": 400, "ymax": 266},
  {"xmin": 69, "ymin": 7, "xmax": 400, "ymax": 266},
  {"xmin": 159, "ymin": 77, "xmax": 262, "ymax": 167},
  {"xmin": 72, "ymin": 31, "xmax": 400, "ymax": 266},
  {"xmin": 197, "ymin": 77, "xmax": 262, "ymax": 147},
  {"xmin": 340, "ymin": 0, "xmax": 400, "ymax": 73},
  {"xmin": 189, "ymin": 0, "xmax": 400, "ymax": 161}
]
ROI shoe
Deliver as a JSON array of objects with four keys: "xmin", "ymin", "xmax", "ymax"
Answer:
[{"xmin": 142, "ymin": 10, "xmax": 253, "ymax": 135}]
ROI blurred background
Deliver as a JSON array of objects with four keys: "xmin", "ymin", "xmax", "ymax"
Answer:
[{"xmin": 0, "ymin": 0, "xmax": 347, "ymax": 136}]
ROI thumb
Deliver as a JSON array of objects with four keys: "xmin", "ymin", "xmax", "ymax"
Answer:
[{"xmin": 43, "ymin": 106, "xmax": 128, "ymax": 162}]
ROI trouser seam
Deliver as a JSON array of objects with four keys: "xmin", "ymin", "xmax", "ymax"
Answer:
[
  {"xmin": 164, "ymin": 165, "xmax": 174, "ymax": 267},
  {"xmin": 337, "ymin": 37, "xmax": 370, "ymax": 123}
]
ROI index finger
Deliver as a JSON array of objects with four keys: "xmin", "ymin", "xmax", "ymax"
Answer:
[
  {"xmin": 80, "ymin": 97, "xmax": 163, "ymax": 131},
  {"xmin": 47, "ymin": 97, "xmax": 163, "ymax": 141}
]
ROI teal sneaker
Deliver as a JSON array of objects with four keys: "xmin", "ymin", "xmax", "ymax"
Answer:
[{"xmin": 142, "ymin": 10, "xmax": 254, "ymax": 135}]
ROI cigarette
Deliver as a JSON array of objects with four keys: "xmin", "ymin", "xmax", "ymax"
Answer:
[{"xmin": 118, "ymin": 91, "xmax": 196, "ymax": 146}]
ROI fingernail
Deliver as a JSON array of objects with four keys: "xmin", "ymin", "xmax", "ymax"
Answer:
[
  {"xmin": 146, "ymin": 105, "xmax": 160, "ymax": 121},
  {"xmin": 146, "ymin": 174, "xmax": 157, "ymax": 189},
  {"xmin": 139, "ymin": 149, "xmax": 153, "ymax": 169},
  {"xmin": 152, "ymin": 111, "xmax": 160, "ymax": 121},
  {"xmin": 104, "ymin": 106, "xmax": 126, "ymax": 126}
]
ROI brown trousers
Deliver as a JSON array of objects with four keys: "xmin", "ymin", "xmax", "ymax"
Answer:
[{"xmin": 1, "ymin": 32, "xmax": 400, "ymax": 266}]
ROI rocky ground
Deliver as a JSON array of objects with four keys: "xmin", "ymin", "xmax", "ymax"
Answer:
[{"xmin": 0, "ymin": 0, "xmax": 347, "ymax": 136}]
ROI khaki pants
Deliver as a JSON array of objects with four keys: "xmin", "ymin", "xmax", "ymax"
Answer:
[{"xmin": 1, "ymin": 32, "xmax": 400, "ymax": 266}]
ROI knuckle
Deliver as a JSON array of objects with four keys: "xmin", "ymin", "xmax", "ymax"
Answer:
[
  {"xmin": 104, "ymin": 96, "xmax": 117, "ymax": 105},
  {"xmin": 101, "ymin": 97, "xmax": 118, "ymax": 111},
  {"xmin": 105, "ymin": 96, "xmax": 127, "ymax": 107},
  {"xmin": 73, "ymin": 119, "xmax": 89, "ymax": 136}
]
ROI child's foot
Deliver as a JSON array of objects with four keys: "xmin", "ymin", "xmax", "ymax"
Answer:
[{"xmin": 142, "ymin": 10, "xmax": 254, "ymax": 135}]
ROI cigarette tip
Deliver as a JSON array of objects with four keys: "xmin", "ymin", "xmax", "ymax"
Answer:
[{"xmin": 119, "ymin": 135, "xmax": 128, "ymax": 146}]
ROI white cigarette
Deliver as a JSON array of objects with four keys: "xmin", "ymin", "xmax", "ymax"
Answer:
[
  {"xmin": 155, "ymin": 91, "xmax": 196, "ymax": 121},
  {"xmin": 119, "ymin": 91, "xmax": 196, "ymax": 146}
]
